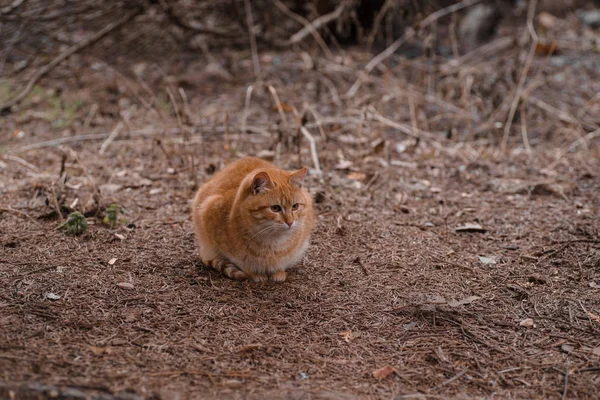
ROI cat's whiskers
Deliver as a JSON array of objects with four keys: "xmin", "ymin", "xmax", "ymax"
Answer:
[{"xmin": 247, "ymin": 223, "xmax": 280, "ymax": 242}]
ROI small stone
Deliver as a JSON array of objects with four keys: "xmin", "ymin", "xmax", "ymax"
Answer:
[
  {"xmin": 46, "ymin": 293, "xmax": 61, "ymax": 301},
  {"xmin": 455, "ymin": 223, "xmax": 487, "ymax": 233},
  {"xmin": 117, "ymin": 282, "xmax": 134, "ymax": 290},
  {"xmin": 519, "ymin": 318, "xmax": 534, "ymax": 328},
  {"xmin": 299, "ymin": 372, "xmax": 309, "ymax": 380},
  {"xmin": 577, "ymin": 10, "xmax": 600, "ymax": 29},
  {"xmin": 99, "ymin": 183, "xmax": 123, "ymax": 194}
]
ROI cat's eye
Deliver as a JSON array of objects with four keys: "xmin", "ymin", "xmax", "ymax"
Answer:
[
  {"xmin": 292, "ymin": 203, "xmax": 299, "ymax": 210},
  {"xmin": 270, "ymin": 205, "xmax": 282, "ymax": 213}
]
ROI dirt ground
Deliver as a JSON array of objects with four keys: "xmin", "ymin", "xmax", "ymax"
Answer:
[{"xmin": 1, "ymin": 3, "xmax": 600, "ymax": 400}]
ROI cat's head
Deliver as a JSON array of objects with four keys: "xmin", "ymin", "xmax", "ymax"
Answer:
[{"xmin": 239, "ymin": 167, "xmax": 312, "ymax": 240}]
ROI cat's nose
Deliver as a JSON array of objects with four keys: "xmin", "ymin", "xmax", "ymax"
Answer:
[{"xmin": 286, "ymin": 221, "xmax": 294, "ymax": 228}]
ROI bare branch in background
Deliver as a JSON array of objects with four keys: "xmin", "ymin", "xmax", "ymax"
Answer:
[{"xmin": 0, "ymin": 7, "xmax": 143, "ymax": 113}]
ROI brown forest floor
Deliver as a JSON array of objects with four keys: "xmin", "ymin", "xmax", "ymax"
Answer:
[{"xmin": 1, "ymin": 5, "xmax": 600, "ymax": 400}]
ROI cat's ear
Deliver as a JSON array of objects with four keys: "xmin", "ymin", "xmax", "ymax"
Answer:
[
  {"xmin": 251, "ymin": 171, "xmax": 273, "ymax": 194},
  {"xmin": 289, "ymin": 167, "xmax": 307, "ymax": 188}
]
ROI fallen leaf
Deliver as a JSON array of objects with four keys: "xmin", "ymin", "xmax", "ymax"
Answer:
[
  {"xmin": 447, "ymin": 296, "xmax": 482, "ymax": 307},
  {"xmin": 238, "ymin": 344, "xmax": 263, "ymax": 353},
  {"xmin": 589, "ymin": 282, "xmax": 600, "ymax": 289},
  {"xmin": 528, "ymin": 274, "xmax": 547, "ymax": 284},
  {"xmin": 108, "ymin": 258, "xmax": 117, "ymax": 265},
  {"xmin": 426, "ymin": 295, "xmax": 447, "ymax": 304},
  {"xmin": 45, "ymin": 293, "xmax": 61, "ymax": 301},
  {"xmin": 535, "ymin": 41, "xmax": 559, "ymax": 56},
  {"xmin": 455, "ymin": 223, "xmax": 487, "ymax": 233},
  {"xmin": 114, "ymin": 233, "xmax": 125, "ymax": 240},
  {"xmin": 519, "ymin": 318, "xmax": 534, "ymax": 328},
  {"xmin": 117, "ymin": 282, "xmax": 134, "ymax": 290},
  {"xmin": 339, "ymin": 330, "xmax": 354, "ymax": 343},
  {"xmin": 347, "ymin": 172, "xmax": 367, "ymax": 181},
  {"xmin": 272, "ymin": 102, "xmax": 294, "ymax": 113},
  {"xmin": 561, "ymin": 344, "xmax": 575, "ymax": 354},
  {"xmin": 256, "ymin": 150, "xmax": 275, "ymax": 161},
  {"xmin": 403, "ymin": 321, "xmax": 418, "ymax": 330},
  {"xmin": 149, "ymin": 188, "xmax": 163, "ymax": 195},
  {"xmin": 478, "ymin": 256, "xmax": 497, "ymax": 265},
  {"xmin": 372, "ymin": 365, "xmax": 397, "ymax": 380},
  {"xmin": 90, "ymin": 346, "xmax": 112, "ymax": 355},
  {"xmin": 334, "ymin": 160, "xmax": 353, "ymax": 170},
  {"xmin": 538, "ymin": 11, "xmax": 558, "ymax": 29},
  {"xmin": 592, "ymin": 347, "xmax": 600, "ymax": 356},
  {"xmin": 99, "ymin": 183, "xmax": 123, "ymax": 194},
  {"xmin": 585, "ymin": 311, "xmax": 600, "ymax": 324}
]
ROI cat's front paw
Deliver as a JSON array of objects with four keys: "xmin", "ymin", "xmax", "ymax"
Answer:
[
  {"xmin": 270, "ymin": 270, "xmax": 287, "ymax": 282},
  {"xmin": 250, "ymin": 274, "xmax": 268, "ymax": 282}
]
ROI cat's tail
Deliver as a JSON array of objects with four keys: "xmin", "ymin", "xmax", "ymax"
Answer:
[{"xmin": 207, "ymin": 258, "xmax": 249, "ymax": 281}]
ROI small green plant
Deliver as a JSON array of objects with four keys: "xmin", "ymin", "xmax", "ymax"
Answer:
[
  {"xmin": 61, "ymin": 212, "xmax": 88, "ymax": 235},
  {"xmin": 49, "ymin": 97, "xmax": 84, "ymax": 129},
  {"xmin": 103, "ymin": 203, "xmax": 126, "ymax": 228}
]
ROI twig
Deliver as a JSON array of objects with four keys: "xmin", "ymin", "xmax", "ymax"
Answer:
[
  {"xmin": 303, "ymin": 103, "xmax": 327, "ymax": 139},
  {"xmin": 299, "ymin": 127, "xmax": 321, "ymax": 175},
  {"xmin": 408, "ymin": 96, "xmax": 419, "ymax": 137},
  {"xmin": 268, "ymin": 85, "xmax": 289, "ymax": 130},
  {"xmin": 272, "ymin": 0, "xmax": 336, "ymax": 59},
  {"xmin": 347, "ymin": 0, "xmax": 482, "ymax": 97},
  {"xmin": 241, "ymin": 85, "xmax": 254, "ymax": 134},
  {"xmin": 243, "ymin": 0, "xmax": 260, "ymax": 78},
  {"xmin": 434, "ymin": 369, "xmax": 468, "ymax": 389},
  {"xmin": 440, "ymin": 36, "xmax": 514, "ymax": 74},
  {"xmin": 520, "ymin": 101, "xmax": 532, "ymax": 157},
  {"xmin": 501, "ymin": 0, "xmax": 538, "ymax": 152},
  {"xmin": 367, "ymin": 105, "xmax": 441, "ymax": 141},
  {"xmin": 66, "ymin": 148, "xmax": 103, "ymax": 209},
  {"xmin": 562, "ymin": 363, "xmax": 569, "ymax": 400},
  {"xmin": 158, "ymin": 0, "xmax": 237, "ymax": 38},
  {"xmin": 366, "ymin": 0, "xmax": 393, "ymax": 52},
  {"xmin": 528, "ymin": 97, "xmax": 598, "ymax": 131},
  {"xmin": 320, "ymin": 76, "xmax": 342, "ymax": 107},
  {"xmin": 0, "ymin": 7, "xmax": 142, "ymax": 112},
  {"xmin": 289, "ymin": 2, "xmax": 345, "ymax": 45},
  {"xmin": 0, "ymin": 0, "xmax": 25, "ymax": 15},
  {"xmin": 99, "ymin": 122, "xmax": 123, "ymax": 155},
  {"xmin": 49, "ymin": 185, "xmax": 64, "ymax": 222},
  {"xmin": 3, "ymin": 154, "xmax": 38, "ymax": 172},
  {"xmin": 0, "ymin": 207, "xmax": 40, "ymax": 225},
  {"xmin": 83, "ymin": 103, "xmax": 98, "ymax": 130},
  {"xmin": 13, "ymin": 128, "xmax": 182, "ymax": 153},
  {"xmin": 547, "ymin": 128, "xmax": 600, "ymax": 170}
]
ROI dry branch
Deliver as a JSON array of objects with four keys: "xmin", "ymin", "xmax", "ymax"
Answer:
[
  {"xmin": 0, "ymin": 7, "xmax": 143, "ymax": 113},
  {"xmin": 158, "ymin": 0, "xmax": 238, "ymax": 38},
  {"xmin": 272, "ymin": 0, "xmax": 336, "ymax": 59},
  {"xmin": 299, "ymin": 126, "xmax": 321, "ymax": 175},
  {"xmin": 347, "ymin": 0, "xmax": 483, "ymax": 97},
  {"xmin": 501, "ymin": 0, "xmax": 538, "ymax": 151},
  {"xmin": 243, "ymin": 0, "xmax": 261, "ymax": 78},
  {"xmin": 0, "ymin": 0, "xmax": 25, "ymax": 15},
  {"xmin": 288, "ymin": 1, "xmax": 346, "ymax": 45}
]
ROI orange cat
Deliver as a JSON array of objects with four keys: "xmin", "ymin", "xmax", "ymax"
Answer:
[{"xmin": 192, "ymin": 157, "xmax": 314, "ymax": 282}]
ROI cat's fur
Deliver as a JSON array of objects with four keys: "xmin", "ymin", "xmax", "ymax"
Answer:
[{"xmin": 192, "ymin": 157, "xmax": 314, "ymax": 282}]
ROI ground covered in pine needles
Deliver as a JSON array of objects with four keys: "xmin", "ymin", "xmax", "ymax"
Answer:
[{"xmin": 1, "ymin": 2, "xmax": 600, "ymax": 399}]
